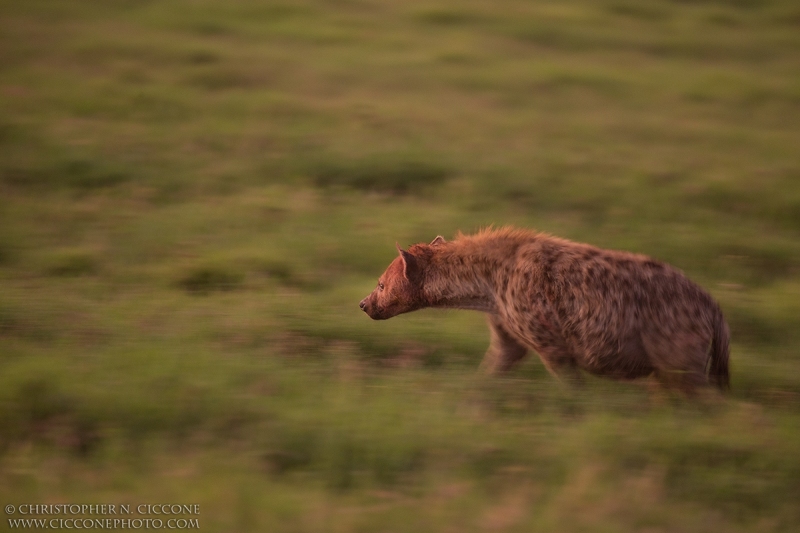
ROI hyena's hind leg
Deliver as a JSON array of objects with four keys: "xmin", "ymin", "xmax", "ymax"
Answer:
[
  {"xmin": 480, "ymin": 315, "xmax": 528, "ymax": 374},
  {"xmin": 644, "ymin": 331, "xmax": 713, "ymax": 396},
  {"xmin": 534, "ymin": 342, "xmax": 584, "ymax": 386}
]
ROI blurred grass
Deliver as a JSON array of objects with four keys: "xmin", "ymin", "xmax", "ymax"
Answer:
[{"xmin": 1, "ymin": 0, "xmax": 799, "ymax": 531}]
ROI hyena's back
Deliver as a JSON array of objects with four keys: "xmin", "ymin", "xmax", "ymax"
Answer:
[{"xmin": 502, "ymin": 239, "xmax": 729, "ymax": 389}]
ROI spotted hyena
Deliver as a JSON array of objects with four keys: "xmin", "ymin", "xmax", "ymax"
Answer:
[{"xmin": 359, "ymin": 227, "xmax": 730, "ymax": 392}]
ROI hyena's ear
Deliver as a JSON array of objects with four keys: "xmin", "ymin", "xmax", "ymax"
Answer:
[
  {"xmin": 396, "ymin": 243, "xmax": 423, "ymax": 282},
  {"xmin": 430, "ymin": 235, "xmax": 446, "ymax": 246}
]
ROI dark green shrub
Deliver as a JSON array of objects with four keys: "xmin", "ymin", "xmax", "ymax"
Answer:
[
  {"xmin": 312, "ymin": 156, "xmax": 451, "ymax": 195},
  {"xmin": 177, "ymin": 266, "xmax": 243, "ymax": 294}
]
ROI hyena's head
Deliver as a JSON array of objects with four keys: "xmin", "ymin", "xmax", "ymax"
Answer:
[{"xmin": 359, "ymin": 237, "xmax": 445, "ymax": 320}]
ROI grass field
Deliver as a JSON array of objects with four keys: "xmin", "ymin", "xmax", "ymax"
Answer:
[{"xmin": 1, "ymin": 0, "xmax": 800, "ymax": 531}]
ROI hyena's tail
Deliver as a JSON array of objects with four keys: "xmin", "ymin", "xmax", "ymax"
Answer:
[{"xmin": 709, "ymin": 309, "xmax": 731, "ymax": 391}]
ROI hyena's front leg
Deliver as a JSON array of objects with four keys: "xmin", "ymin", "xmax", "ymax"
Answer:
[{"xmin": 480, "ymin": 315, "xmax": 528, "ymax": 374}]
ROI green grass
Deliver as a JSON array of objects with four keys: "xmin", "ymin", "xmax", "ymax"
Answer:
[{"xmin": 1, "ymin": 0, "xmax": 800, "ymax": 531}]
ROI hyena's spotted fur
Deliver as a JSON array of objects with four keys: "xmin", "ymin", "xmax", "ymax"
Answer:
[{"xmin": 359, "ymin": 227, "xmax": 730, "ymax": 392}]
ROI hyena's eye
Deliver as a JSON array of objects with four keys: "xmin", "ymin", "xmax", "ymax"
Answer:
[{"xmin": 379, "ymin": 282, "xmax": 385, "ymax": 290}]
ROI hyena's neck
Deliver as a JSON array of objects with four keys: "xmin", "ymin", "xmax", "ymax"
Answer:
[{"xmin": 421, "ymin": 246, "xmax": 505, "ymax": 313}]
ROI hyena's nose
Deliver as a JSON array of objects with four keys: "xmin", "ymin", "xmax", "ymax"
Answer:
[{"xmin": 359, "ymin": 298, "xmax": 367, "ymax": 311}]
